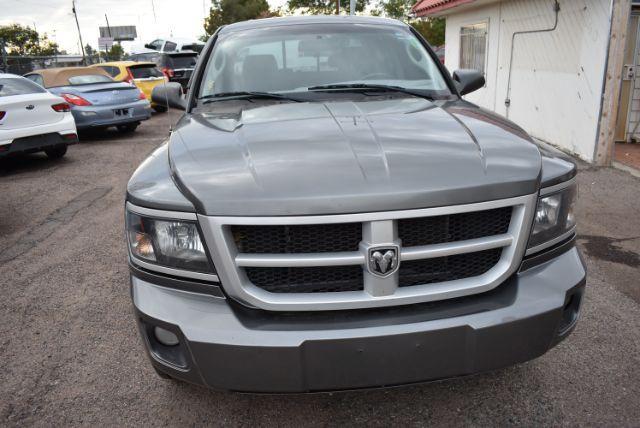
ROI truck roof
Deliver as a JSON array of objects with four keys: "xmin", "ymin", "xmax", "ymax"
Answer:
[{"xmin": 220, "ymin": 15, "xmax": 407, "ymax": 34}]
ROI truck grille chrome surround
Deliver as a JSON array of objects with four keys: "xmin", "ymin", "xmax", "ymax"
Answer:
[{"xmin": 197, "ymin": 194, "xmax": 537, "ymax": 311}]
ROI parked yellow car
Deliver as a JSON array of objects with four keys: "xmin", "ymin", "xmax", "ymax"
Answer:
[{"xmin": 90, "ymin": 61, "xmax": 169, "ymax": 112}]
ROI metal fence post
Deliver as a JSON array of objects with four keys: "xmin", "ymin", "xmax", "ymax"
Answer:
[{"xmin": 0, "ymin": 38, "xmax": 7, "ymax": 73}]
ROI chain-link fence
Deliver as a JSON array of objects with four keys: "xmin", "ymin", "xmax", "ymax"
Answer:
[
  {"xmin": 0, "ymin": 38, "xmax": 132, "ymax": 75},
  {"xmin": 0, "ymin": 54, "xmax": 103, "ymax": 75}
]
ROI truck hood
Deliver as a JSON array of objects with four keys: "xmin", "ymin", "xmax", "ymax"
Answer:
[{"xmin": 170, "ymin": 97, "xmax": 542, "ymax": 216}]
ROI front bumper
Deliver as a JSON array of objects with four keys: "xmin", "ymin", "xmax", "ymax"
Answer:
[
  {"xmin": 131, "ymin": 246, "xmax": 586, "ymax": 393},
  {"xmin": 72, "ymin": 100, "xmax": 151, "ymax": 129}
]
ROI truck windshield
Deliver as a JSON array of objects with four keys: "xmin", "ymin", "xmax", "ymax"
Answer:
[{"xmin": 199, "ymin": 24, "xmax": 451, "ymax": 99}]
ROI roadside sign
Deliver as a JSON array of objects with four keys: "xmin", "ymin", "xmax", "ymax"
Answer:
[
  {"xmin": 99, "ymin": 26, "xmax": 137, "ymax": 41},
  {"xmin": 98, "ymin": 37, "xmax": 114, "ymax": 50}
]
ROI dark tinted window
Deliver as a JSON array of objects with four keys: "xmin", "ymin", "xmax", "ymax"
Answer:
[
  {"xmin": 97, "ymin": 66, "xmax": 120, "ymax": 77},
  {"xmin": 181, "ymin": 44, "xmax": 204, "ymax": 53},
  {"xmin": 164, "ymin": 41, "xmax": 177, "ymax": 51},
  {"xmin": 167, "ymin": 54, "xmax": 197, "ymax": 69},
  {"xmin": 68, "ymin": 74, "xmax": 113, "ymax": 85},
  {"xmin": 0, "ymin": 77, "xmax": 47, "ymax": 96},
  {"xmin": 129, "ymin": 65, "xmax": 164, "ymax": 78},
  {"xmin": 147, "ymin": 39, "xmax": 163, "ymax": 50},
  {"xmin": 133, "ymin": 53, "xmax": 160, "ymax": 63}
]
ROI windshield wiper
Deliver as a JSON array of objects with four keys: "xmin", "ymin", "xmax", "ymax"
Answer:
[
  {"xmin": 307, "ymin": 84, "xmax": 437, "ymax": 100},
  {"xmin": 201, "ymin": 91, "xmax": 302, "ymax": 103}
]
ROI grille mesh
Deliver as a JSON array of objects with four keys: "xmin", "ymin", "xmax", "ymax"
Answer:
[
  {"xmin": 231, "ymin": 223, "xmax": 362, "ymax": 254},
  {"xmin": 235, "ymin": 208, "xmax": 511, "ymax": 294},
  {"xmin": 245, "ymin": 266, "xmax": 363, "ymax": 293},
  {"xmin": 399, "ymin": 248, "xmax": 503, "ymax": 288},
  {"xmin": 398, "ymin": 207, "xmax": 512, "ymax": 248}
]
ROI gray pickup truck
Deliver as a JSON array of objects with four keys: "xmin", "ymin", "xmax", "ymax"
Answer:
[{"xmin": 126, "ymin": 16, "xmax": 585, "ymax": 392}]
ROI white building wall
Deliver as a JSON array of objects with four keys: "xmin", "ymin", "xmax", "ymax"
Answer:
[{"xmin": 443, "ymin": 0, "xmax": 611, "ymax": 161}]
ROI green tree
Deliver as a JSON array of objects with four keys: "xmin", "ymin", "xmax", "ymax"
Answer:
[
  {"xmin": 106, "ymin": 44, "xmax": 124, "ymax": 61},
  {"xmin": 204, "ymin": 0, "xmax": 279, "ymax": 36},
  {"xmin": 373, "ymin": 0, "xmax": 446, "ymax": 46},
  {"xmin": 375, "ymin": 0, "xmax": 411, "ymax": 20},
  {"xmin": 287, "ymin": 0, "xmax": 370, "ymax": 14},
  {"xmin": 34, "ymin": 35, "xmax": 59, "ymax": 56},
  {"xmin": 84, "ymin": 44, "xmax": 94, "ymax": 56},
  {"xmin": 411, "ymin": 17, "xmax": 445, "ymax": 46},
  {"xmin": 0, "ymin": 23, "xmax": 59, "ymax": 56}
]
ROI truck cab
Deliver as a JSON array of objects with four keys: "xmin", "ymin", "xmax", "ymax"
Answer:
[{"xmin": 126, "ymin": 16, "xmax": 585, "ymax": 392}]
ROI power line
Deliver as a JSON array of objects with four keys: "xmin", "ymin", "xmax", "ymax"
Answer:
[
  {"xmin": 151, "ymin": 0, "xmax": 157, "ymax": 24},
  {"xmin": 105, "ymin": 13, "xmax": 112, "ymax": 37}
]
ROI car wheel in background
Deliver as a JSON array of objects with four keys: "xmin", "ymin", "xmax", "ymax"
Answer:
[
  {"xmin": 117, "ymin": 123, "xmax": 139, "ymax": 133},
  {"xmin": 153, "ymin": 105, "xmax": 168, "ymax": 113},
  {"xmin": 44, "ymin": 145, "xmax": 67, "ymax": 159}
]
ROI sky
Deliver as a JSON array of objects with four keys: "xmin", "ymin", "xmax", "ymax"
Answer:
[{"xmin": 0, "ymin": 0, "xmax": 289, "ymax": 54}]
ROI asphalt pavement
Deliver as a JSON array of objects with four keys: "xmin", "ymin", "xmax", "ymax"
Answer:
[{"xmin": 1, "ymin": 113, "xmax": 639, "ymax": 426}]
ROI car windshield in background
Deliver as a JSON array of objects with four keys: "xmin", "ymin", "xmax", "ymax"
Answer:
[
  {"xmin": 130, "ymin": 65, "xmax": 164, "ymax": 79},
  {"xmin": 168, "ymin": 54, "xmax": 198, "ymax": 69},
  {"xmin": 0, "ymin": 77, "xmax": 46, "ymax": 96},
  {"xmin": 199, "ymin": 24, "xmax": 451, "ymax": 99},
  {"xmin": 67, "ymin": 74, "xmax": 113, "ymax": 85}
]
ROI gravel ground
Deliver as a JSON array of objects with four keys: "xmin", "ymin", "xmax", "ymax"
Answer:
[{"xmin": 1, "ymin": 113, "xmax": 639, "ymax": 426}]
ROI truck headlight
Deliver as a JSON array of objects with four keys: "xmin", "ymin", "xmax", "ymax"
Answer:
[
  {"xmin": 527, "ymin": 182, "xmax": 577, "ymax": 254},
  {"xmin": 126, "ymin": 211, "xmax": 214, "ymax": 273}
]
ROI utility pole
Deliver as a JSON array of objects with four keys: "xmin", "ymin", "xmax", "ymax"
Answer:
[
  {"xmin": 336, "ymin": 0, "xmax": 340, "ymax": 15},
  {"xmin": 72, "ymin": 0, "xmax": 86, "ymax": 64},
  {"xmin": 151, "ymin": 0, "xmax": 157, "ymax": 24},
  {"xmin": 105, "ymin": 14, "xmax": 112, "ymax": 37},
  {"xmin": 0, "ymin": 38, "xmax": 7, "ymax": 73},
  {"xmin": 350, "ymin": 0, "xmax": 355, "ymax": 15},
  {"xmin": 104, "ymin": 13, "xmax": 113, "ymax": 62}
]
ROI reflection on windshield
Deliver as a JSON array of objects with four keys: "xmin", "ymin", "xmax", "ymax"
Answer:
[
  {"xmin": 199, "ymin": 24, "xmax": 450, "ymax": 99},
  {"xmin": 68, "ymin": 75, "xmax": 113, "ymax": 85}
]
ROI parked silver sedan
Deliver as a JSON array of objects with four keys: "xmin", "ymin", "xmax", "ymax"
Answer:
[{"xmin": 24, "ymin": 67, "xmax": 152, "ymax": 133}]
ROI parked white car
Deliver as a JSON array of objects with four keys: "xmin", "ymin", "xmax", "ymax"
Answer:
[{"xmin": 0, "ymin": 73, "xmax": 78, "ymax": 159}]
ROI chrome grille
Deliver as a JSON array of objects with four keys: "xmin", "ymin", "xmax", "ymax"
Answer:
[{"xmin": 198, "ymin": 194, "xmax": 537, "ymax": 311}]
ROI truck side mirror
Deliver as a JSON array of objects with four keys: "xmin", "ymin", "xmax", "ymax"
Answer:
[
  {"xmin": 151, "ymin": 82, "xmax": 186, "ymax": 111},
  {"xmin": 453, "ymin": 69, "xmax": 485, "ymax": 96}
]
